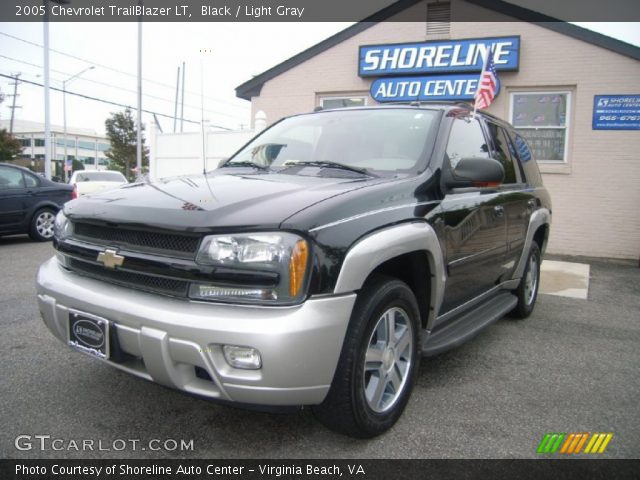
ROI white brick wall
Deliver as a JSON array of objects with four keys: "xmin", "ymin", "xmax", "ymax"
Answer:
[{"xmin": 247, "ymin": 9, "xmax": 640, "ymax": 260}]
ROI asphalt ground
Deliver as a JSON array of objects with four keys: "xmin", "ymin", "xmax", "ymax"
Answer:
[{"xmin": 0, "ymin": 236, "xmax": 638, "ymax": 459}]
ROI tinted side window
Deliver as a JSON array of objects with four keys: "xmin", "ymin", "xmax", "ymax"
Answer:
[
  {"xmin": 0, "ymin": 166, "xmax": 26, "ymax": 189},
  {"xmin": 446, "ymin": 118, "xmax": 489, "ymax": 168},
  {"xmin": 485, "ymin": 122, "xmax": 519, "ymax": 184},
  {"xmin": 508, "ymin": 131, "xmax": 543, "ymax": 186},
  {"xmin": 23, "ymin": 173, "xmax": 39, "ymax": 188}
]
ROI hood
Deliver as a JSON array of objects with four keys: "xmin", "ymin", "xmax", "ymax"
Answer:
[{"xmin": 64, "ymin": 170, "xmax": 392, "ymax": 232}]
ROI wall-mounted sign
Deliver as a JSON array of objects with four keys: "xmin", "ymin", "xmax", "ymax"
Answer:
[
  {"xmin": 592, "ymin": 95, "xmax": 640, "ymax": 130},
  {"xmin": 359, "ymin": 36, "xmax": 520, "ymax": 77},
  {"xmin": 371, "ymin": 74, "xmax": 499, "ymax": 103}
]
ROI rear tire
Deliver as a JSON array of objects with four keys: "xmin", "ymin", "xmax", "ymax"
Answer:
[
  {"xmin": 313, "ymin": 274, "xmax": 421, "ymax": 438},
  {"xmin": 29, "ymin": 208, "xmax": 56, "ymax": 242},
  {"xmin": 510, "ymin": 242, "xmax": 541, "ymax": 319}
]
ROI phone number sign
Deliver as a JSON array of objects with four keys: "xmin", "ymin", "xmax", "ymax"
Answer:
[{"xmin": 593, "ymin": 95, "xmax": 640, "ymax": 130}]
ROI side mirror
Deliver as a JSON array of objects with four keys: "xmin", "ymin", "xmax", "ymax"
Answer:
[{"xmin": 443, "ymin": 157, "xmax": 505, "ymax": 189}]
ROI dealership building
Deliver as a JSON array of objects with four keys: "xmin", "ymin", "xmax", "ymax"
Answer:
[
  {"xmin": 235, "ymin": 0, "xmax": 640, "ymax": 261},
  {"xmin": 0, "ymin": 119, "xmax": 111, "ymax": 177}
]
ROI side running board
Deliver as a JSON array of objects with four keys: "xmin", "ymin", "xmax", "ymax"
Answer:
[{"xmin": 422, "ymin": 292, "xmax": 518, "ymax": 357}]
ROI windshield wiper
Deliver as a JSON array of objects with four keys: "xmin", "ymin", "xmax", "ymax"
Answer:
[
  {"xmin": 283, "ymin": 161, "xmax": 374, "ymax": 176},
  {"xmin": 220, "ymin": 161, "xmax": 269, "ymax": 170}
]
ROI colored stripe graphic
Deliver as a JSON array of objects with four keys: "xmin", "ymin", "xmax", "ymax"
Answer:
[
  {"xmin": 585, "ymin": 433, "xmax": 614, "ymax": 454},
  {"xmin": 537, "ymin": 433, "xmax": 565, "ymax": 454},
  {"xmin": 574, "ymin": 433, "xmax": 589, "ymax": 454},
  {"xmin": 539, "ymin": 433, "xmax": 613, "ymax": 455},
  {"xmin": 537, "ymin": 434, "xmax": 552, "ymax": 453}
]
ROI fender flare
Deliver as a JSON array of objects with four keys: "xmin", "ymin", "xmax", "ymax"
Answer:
[
  {"xmin": 333, "ymin": 222, "xmax": 446, "ymax": 331},
  {"xmin": 512, "ymin": 207, "xmax": 551, "ymax": 280}
]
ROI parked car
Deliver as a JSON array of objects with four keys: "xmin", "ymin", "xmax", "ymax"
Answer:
[
  {"xmin": 37, "ymin": 104, "xmax": 551, "ymax": 437},
  {"xmin": 69, "ymin": 170, "xmax": 128, "ymax": 198},
  {"xmin": 0, "ymin": 163, "xmax": 73, "ymax": 241}
]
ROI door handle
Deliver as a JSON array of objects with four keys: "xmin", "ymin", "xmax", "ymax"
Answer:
[{"xmin": 493, "ymin": 205, "xmax": 504, "ymax": 217}]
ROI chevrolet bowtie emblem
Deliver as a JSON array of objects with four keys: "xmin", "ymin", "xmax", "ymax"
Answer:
[{"xmin": 97, "ymin": 249, "xmax": 125, "ymax": 269}]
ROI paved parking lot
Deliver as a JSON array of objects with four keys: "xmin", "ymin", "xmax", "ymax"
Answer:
[{"xmin": 1, "ymin": 236, "xmax": 638, "ymax": 459}]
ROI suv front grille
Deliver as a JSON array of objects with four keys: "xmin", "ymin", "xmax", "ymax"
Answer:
[
  {"xmin": 72, "ymin": 222, "xmax": 201, "ymax": 258},
  {"xmin": 68, "ymin": 258, "xmax": 189, "ymax": 297}
]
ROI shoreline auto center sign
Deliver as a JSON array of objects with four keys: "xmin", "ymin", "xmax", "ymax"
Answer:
[
  {"xmin": 592, "ymin": 95, "xmax": 640, "ymax": 130},
  {"xmin": 359, "ymin": 36, "xmax": 520, "ymax": 102}
]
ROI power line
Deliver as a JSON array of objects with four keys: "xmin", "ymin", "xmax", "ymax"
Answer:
[
  {"xmin": 0, "ymin": 53, "xmax": 248, "ymax": 121},
  {"xmin": 0, "ymin": 72, "xmax": 232, "ymax": 130},
  {"xmin": 0, "ymin": 31, "xmax": 248, "ymax": 109}
]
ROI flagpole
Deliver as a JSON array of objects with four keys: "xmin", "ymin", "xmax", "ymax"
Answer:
[{"xmin": 473, "ymin": 45, "xmax": 491, "ymax": 118}]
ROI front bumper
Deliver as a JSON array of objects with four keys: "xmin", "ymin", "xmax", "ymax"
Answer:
[{"xmin": 36, "ymin": 257, "xmax": 356, "ymax": 406}]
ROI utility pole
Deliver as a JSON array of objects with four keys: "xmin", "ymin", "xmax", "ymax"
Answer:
[
  {"xmin": 173, "ymin": 65, "xmax": 180, "ymax": 133},
  {"xmin": 44, "ymin": 15, "xmax": 52, "ymax": 179},
  {"xmin": 136, "ymin": 2, "xmax": 142, "ymax": 177},
  {"xmin": 180, "ymin": 61, "xmax": 185, "ymax": 132},
  {"xmin": 8, "ymin": 73, "xmax": 21, "ymax": 134}
]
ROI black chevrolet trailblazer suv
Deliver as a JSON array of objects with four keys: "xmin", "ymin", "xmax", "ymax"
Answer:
[{"xmin": 37, "ymin": 104, "xmax": 551, "ymax": 438}]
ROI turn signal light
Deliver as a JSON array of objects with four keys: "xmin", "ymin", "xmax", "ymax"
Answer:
[{"xmin": 289, "ymin": 239, "xmax": 308, "ymax": 297}]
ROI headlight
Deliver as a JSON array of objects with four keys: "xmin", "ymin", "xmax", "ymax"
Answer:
[
  {"xmin": 53, "ymin": 210, "xmax": 72, "ymax": 240},
  {"xmin": 190, "ymin": 232, "xmax": 309, "ymax": 305}
]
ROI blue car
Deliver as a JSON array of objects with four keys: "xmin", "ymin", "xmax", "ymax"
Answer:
[{"xmin": 0, "ymin": 162, "xmax": 73, "ymax": 241}]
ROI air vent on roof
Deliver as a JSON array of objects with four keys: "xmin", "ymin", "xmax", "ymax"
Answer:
[{"xmin": 426, "ymin": 2, "xmax": 451, "ymax": 36}]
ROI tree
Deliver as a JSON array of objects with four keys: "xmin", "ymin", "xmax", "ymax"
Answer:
[
  {"xmin": 0, "ymin": 128, "xmax": 23, "ymax": 162},
  {"xmin": 104, "ymin": 108, "xmax": 149, "ymax": 182},
  {"xmin": 71, "ymin": 159, "xmax": 85, "ymax": 172}
]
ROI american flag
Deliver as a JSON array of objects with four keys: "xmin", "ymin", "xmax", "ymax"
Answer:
[
  {"xmin": 474, "ymin": 46, "xmax": 499, "ymax": 110},
  {"xmin": 63, "ymin": 158, "xmax": 72, "ymax": 172}
]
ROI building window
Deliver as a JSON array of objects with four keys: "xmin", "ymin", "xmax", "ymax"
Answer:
[
  {"xmin": 510, "ymin": 91, "xmax": 571, "ymax": 163},
  {"xmin": 55, "ymin": 138, "xmax": 76, "ymax": 148},
  {"xmin": 426, "ymin": 2, "xmax": 450, "ymax": 36},
  {"xmin": 98, "ymin": 158, "xmax": 109, "ymax": 166},
  {"xmin": 320, "ymin": 96, "xmax": 367, "ymax": 110},
  {"xmin": 34, "ymin": 138, "xmax": 45, "ymax": 147},
  {"xmin": 79, "ymin": 156, "xmax": 96, "ymax": 165},
  {"xmin": 78, "ymin": 140, "xmax": 95, "ymax": 150},
  {"xmin": 97, "ymin": 143, "xmax": 110, "ymax": 152},
  {"xmin": 19, "ymin": 138, "xmax": 31, "ymax": 147}
]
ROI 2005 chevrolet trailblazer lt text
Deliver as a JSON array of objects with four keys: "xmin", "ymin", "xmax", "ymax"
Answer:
[{"xmin": 37, "ymin": 104, "xmax": 551, "ymax": 437}]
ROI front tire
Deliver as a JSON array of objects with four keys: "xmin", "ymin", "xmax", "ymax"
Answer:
[
  {"xmin": 29, "ymin": 208, "xmax": 57, "ymax": 242},
  {"xmin": 510, "ymin": 242, "xmax": 541, "ymax": 318},
  {"xmin": 313, "ymin": 275, "xmax": 420, "ymax": 438}
]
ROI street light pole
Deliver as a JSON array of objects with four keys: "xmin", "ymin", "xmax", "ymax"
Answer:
[
  {"xmin": 136, "ymin": 2, "xmax": 143, "ymax": 177},
  {"xmin": 44, "ymin": 0, "xmax": 71, "ymax": 180},
  {"xmin": 43, "ymin": 9, "xmax": 51, "ymax": 179},
  {"xmin": 62, "ymin": 66, "xmax": 94, "ymax": 181}
]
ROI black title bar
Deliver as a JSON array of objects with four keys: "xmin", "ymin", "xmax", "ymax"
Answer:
[
  {"xmin": 2, "ymin": 459, "xmax": 640, "ymax": 480},
  {"xmin": 1, "ymin": 0, "xmax": 639, "ymax": 22}
]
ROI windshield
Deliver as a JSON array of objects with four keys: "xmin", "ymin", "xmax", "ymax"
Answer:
[
  {"xmin": 226, "ymin": 108, "xmax": 440, "ymax": 175},
  {"xmin": 75, "ymin": 171, "xmax": 127, "ymax": 182}
]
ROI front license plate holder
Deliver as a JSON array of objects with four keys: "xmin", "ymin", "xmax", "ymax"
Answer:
[{"xmin": 68, "ymin": 310, "xmax": 110, "ymax": 360}]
